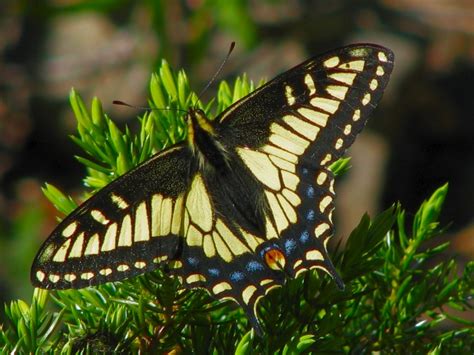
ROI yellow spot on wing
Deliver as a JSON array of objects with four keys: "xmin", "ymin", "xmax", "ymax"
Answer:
[
  {"xmin": 376, "ymin": 66, "xmax": 384, "ymax": 76},
  {"xmin": 186, "ymin": 174, "xmax": 213, "ymax": 232},
  {"xmin": 242, "ymin": 285, "xmax": 257, "ymax": 304},
  {"xmin": 265, "ymin": 215, "xmax": 279, "ymax": 240},
  {"xmin": 53, "ymin": 238, "xmax": 71, "ymax": 262},
  {"xmin": 298, "ymin": 107, "xmax": 329, "ymax": 127},
  {"xmin": 151, "ymin": 194, "xmax": 163, "ymax": 237},
  {"xmin": 271, "ymin": 123, "xmax": 310, "ymax": 150},
  {"xmin": 294, "ymin": 259, "xmax": 303, "ymax": 268},
  {"xmin": 215, "ymin": 219, "xmax": 248, "ymax": 255},
  {"xmin": 69, "ymin": 232, "xmax": 85, "ymax": 258},
  {"xmin": 99, "ymin": 268, "xmax": 112, "ymax": 276},
  {"xmin": 239, "ymin": 228, "xmax": 265, "ymax": 251},
  {"xmin": 370, "ymin": 79, "xmax": 378, "ymax": 90},
  {"xmin": 283, "ymin": 114, "xmax": 320, "ymax": 140},
  {"xmin": 186, "ymin": 274, "xmax": 206, "ymax": 284},
  {"xmin": 277, "ymin": 194, "xmax": 297, "ymax": 223},
  {"xmin": 213, "ymin": 282, "xmax": 232, "ymax": 294},
  {"xmin": 344, "ymin": 124, "xmax": 352, "ymax": 135},
  {"xmin": 306, "ymin": 250, "xmax": 323, "ymax": 260},
  {"xmin": 285, "ymin": 85, "xmax": 296, "ymax": 105},
  {"xmin": 212, "ymin": 231, "xmax": 233, "ymax": 262},
  {"xmin": 81, "ymin": 272, "xmax": 94, "ymax": 280},
  {"xmin": 269, "ymin": 154, "xmax": 295, "ymax": 173},
  {"xmin": 261, "ymin": 144, "xmax": 298, "ymax": 163},
  {"xmin": 362, "ymin": 93, "xmax": 371, "ymax": 106},
  {"xmin": 324, "ymin": 56, "xmax": 340, "ymax": 68},
  {"xmin": 265, "ymin": 191, "xmax": 289, "ymax": 234},
  {"xmin": 316, "ymin": 172, "xmax": 328, "ymax": 185},
  {"xmin": 62, "ymin": 222, "xmax": 77, "ymax": 238},
  {"xmin": 329, "ymin": 72, "xmax": 356, "ymax": 85},
  {"xmin": 153, "ymin": 256, "xmax": 168, "ymax": 264},
  {"xmin": 171, "ymin": 195, "xmax": 184, "ymax": 235},
  {"xmin": 134, "ymin": 261, "xmax": 146, "ymax": 269},
  {"xmin": 353, "ymin": 109, "xmax": 361, "ymax": 121},
  {"xmin": 36, "ymin": 271, "xmax": 45, "ymax": 282},
  {"xmin": 111, "ymin": 193, "xmax": 129, "ymax": 209},
  {"xmin": 349, "ymin": 47, "xmax": 369, "ymax": 57},
  {"xmin": 319, "ymin": 196, "xmax": 333, "ymax": 213},
  {"xmin": 186, "ymin": 224, "xmax": 203, "ymax": 247},
  {"xmin": 269, "ymin": 129, "xmax": 305, "ymax": 155},
  {"xmin": 117, "ymin": 264, "xmax": 130, "ymax": 272},
  {"xmin": 282, "ymin": 188, "xmax": 301, "ymax": 206},
  {"xmin": 282, "ymin": 170, "xmax": 300, "ymax": 190},
  {"xmin": 49, "ymin": 274, "xmax": 60, "ymax": 283},
  {"xmin": 134, "ymin": 202, "xmax": 150, "ymax": 242},
  {"xmin": 326, "ymin": 85, "xmax": 348, "ymax": 100},
  {"xmin": 315, "ymin": 223, "xmax": 330, "ymax": 236},
  {"xmin": 91, "ymin": 209, "xmax": 109, "ymax": 225},
  {"xmin": 378, "ymin": 51, "xmax": 388, "ymax": 62},
  {"xmin": 203, "ymin": 234, "xmax": 216, "ymax": 257},
  {"xmin": 64, "ymin": 274, "xmax": 76, "ymax": 282},
  {"xmin": 118, "ymin": 214, "xmax": 132, "ymax": 246},
  {"xmin": 305, "ymin": 73, "xmax": 316, "ymax": 95},
  {"xmin": 160, "ymin": 198, "xmax": 172, "ymax": 236},
  {"xmin": 237, "ymin": 148, "xmax": 281, "ymax": 190},
  {"xmin": 320, "ymin": 154, "xmax": 332, "ymax": 166},
  {"xmin": 310, "ymin": 97, "xmax": 340, "ymax": 114},
  {"xmin": 101, "ymin": 223, "xmax": 117, "ymax": 252},
  {"xmin": 339, "ymin": 60, "xmax": 365, "ymax": 71},
  {"xmin": 84, "ymin": 233, "xmax": 100, "ymax": 255}
]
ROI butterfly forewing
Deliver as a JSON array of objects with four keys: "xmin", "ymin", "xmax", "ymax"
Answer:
[{"xmin": 31, "ymin": 146, "xmax": 192, "ymax": 289}]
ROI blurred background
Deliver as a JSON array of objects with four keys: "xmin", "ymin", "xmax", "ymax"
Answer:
[{"xmin": 0, "ymin": 0, "xmax": 473, "ymax": 308}]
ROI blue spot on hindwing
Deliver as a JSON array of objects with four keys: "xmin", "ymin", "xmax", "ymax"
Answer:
[
  {"xmin": 284, "ymin": 239, "xmax": 297, "ymax": 254},
  {"xmin": 187, "ymin": 257, "xmax": 198, "ymax": 266},
  {"xmin": 307, "ymin": 209, "xmax": 315, "ymax": 221},
  {"xmin": 231, "ymin": 271, "xmax": 244, "ymax": 282},
  {"xmin": 302, "ymin": 168, "xmax": 309, "ymax": 175},
  {"xmin": 300, "ymin": 230, "xmax": 310, "ymax": 243},
  {"xmin": 208, "ymin": 268, "xmax": 220, "ymax": 277},
  {"xmin": 246, "ymin": 261, "xmax": 264, "ymax": 272},
  {"xmin": 306, "ymin": 186, "xmax": 315, "ymax": 198}
]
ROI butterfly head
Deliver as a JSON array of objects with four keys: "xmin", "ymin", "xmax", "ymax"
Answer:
[{"xmin": 185, "ymin": 107, "xmax": 215, "ymax": 145}]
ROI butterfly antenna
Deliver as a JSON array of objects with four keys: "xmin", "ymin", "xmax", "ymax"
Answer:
[
  {"xmin": 113, "ymin": 100, "xmax": 187, "ymax": 114},
  {"xmin": 195, "ymin": 41, "xmax": 236, "ymax": 106}
]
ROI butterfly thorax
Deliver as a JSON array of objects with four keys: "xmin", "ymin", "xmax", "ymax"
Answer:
[
  {"xmin": 186, "ymin": 108, "xmax": 269, "ymax": 236},
  {"xmin": 186, "ymin": 108, "xmax": 230, "ymax": 171}
]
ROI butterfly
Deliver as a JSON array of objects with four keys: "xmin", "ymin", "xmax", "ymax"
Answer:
[{"xmin": 31, "ymin": 44, "xmax": 394, "ymax": 335}]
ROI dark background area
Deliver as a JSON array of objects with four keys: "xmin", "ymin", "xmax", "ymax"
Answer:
[{"xmin": 0, "ymin": 1, "xmax": 473, "ymax": 307}]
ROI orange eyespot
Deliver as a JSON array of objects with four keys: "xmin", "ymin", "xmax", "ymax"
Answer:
[{"xmin": 264, "ymin": 248, "xmax": 286, "ymax": 271}]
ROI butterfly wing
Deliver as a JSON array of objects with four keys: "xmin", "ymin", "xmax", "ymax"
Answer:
[
  {"xmin": 31, "ymin": 145, "xmax": 193, "ymax": 289},
  {"xmin": 218, "ymin": 44, "xmax": 393, "ymax": 161},
  {"xmin": 209, "ymin": 44, "xmax": 394, "ymax": 322}
]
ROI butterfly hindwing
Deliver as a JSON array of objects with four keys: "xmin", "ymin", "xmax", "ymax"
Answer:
[{"xmin": 31, "ymin": 146, "xmax": 193, "ymax": 289}]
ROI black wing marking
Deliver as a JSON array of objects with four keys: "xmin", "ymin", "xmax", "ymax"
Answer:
[{"xmin": 31, "ymin": 145, "xmax": 193, "ymax": 289}]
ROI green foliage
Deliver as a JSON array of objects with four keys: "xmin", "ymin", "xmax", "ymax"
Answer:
[{"xmin": 1, "ymin": 62, "xmax": 472, "ymax": 353}]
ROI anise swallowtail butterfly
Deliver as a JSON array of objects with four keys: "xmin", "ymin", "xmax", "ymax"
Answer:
[{"xmin": 31, "ymin": 44, "xmax": 394, "ymax": 334}]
